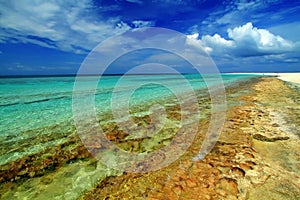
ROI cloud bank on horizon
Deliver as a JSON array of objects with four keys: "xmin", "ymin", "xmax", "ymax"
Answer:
[{"xmin": 0, "ymin": 0, "xmax": 299, "ymax": 75}]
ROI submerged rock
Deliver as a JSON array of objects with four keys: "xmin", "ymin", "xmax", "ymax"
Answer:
[{"xmin": 253, "ymin": 133, "xmax": 289, "ymax": 142}]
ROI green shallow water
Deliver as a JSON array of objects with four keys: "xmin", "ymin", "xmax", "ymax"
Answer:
[{"xmin": 0, "ymin": 74, "xmax": 260, "ymax": 199}]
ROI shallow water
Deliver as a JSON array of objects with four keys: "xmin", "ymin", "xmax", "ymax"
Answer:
[{"xmin": 0, "ymin": 74, "xmax": 259, "ymax": 199}]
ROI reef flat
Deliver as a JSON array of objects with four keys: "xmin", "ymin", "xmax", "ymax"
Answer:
[
  {"xmin": 82, "ymin": 77, "xmax": 300, "ymax": 200},
  {"xmin": 1, "ymin": 76, "xmax": 299, "ymax": 200}
]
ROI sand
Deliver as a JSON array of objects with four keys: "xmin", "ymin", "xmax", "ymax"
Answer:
[
  {"xmin": 277, "ymin": 73, "xmax": 300, "ymax": 84},
  {"xmin": 225, "ymin": 72, "xmax": 299, "ymax": 84},
  {"xmin": 224, "ymin": 72, "xmax": 300, "ymax": 84}
]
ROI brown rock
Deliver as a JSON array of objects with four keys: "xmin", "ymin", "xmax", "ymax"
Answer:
[
  {"xmin": 253, "ymin": 133, "xmax": 289, "ymax": 142},
  {"xmin": 172, "ymin": 185, "xmax": 183, "ymax": 196},
  {"xmin": 272, "ymin": 123, "xmax": 280, "ymax": 127},
  {"xmin": 231, "ymin": 167, "xmax": 245, "ymax": 176},
  {"xmin": 239, "ymin": 163, "xmax": 252, "ymax": 170},
  {"xmin": 216, "ymin": 177, "xmax": 239, "ymax": 195},
  {"xmin": 243, "ymin": 152, "xmax": 255, "ymax": 158},
  {"xmin": 186, "ymin": 178, "xmax": 198, "ymax": 188}
]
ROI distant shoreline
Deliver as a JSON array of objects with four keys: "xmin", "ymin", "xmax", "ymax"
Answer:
[
  {"xmin": 224, "ymin": 72, "xmax": 300, "ymax": 84},
  {"xmin": 276, "ymin": 73, "xmax": 300, "ymax": 84},
  {"xmin": 1, "ymin": 72, "xmax": 299, "ymax": 84}
]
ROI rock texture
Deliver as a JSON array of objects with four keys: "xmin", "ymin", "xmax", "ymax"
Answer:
[
  {"xmin": 82, "ymin": 77, "xmax": 300, "ymax": 200},
  {"xmin": 1, "ymin": 77, "xmax": 298, "ymax": 200}
]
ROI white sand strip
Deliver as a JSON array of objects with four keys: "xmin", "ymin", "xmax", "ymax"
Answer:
[
  {"xmin": 277, "ymin": 73, "xmax": 300, "ymax": 84},
  {"xmin": 223, "ymin": 72, "xmax": 299, "ymax": 84}
]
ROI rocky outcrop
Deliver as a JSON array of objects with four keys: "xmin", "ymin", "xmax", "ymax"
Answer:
[{"xmin": 83, "ymin": 77, "xmax": 300, "ymax": 200}]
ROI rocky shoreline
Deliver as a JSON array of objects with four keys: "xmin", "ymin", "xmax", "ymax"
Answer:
[
  {"xmin": 82, "ymin": 77, "xmax": 300, "ymax": 200},
  {"xmin": 1, "ymin": 77, "xmax": 299, "ymax": 199}
]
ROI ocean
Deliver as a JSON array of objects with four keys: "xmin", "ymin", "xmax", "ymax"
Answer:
[{"xmin": 0, "ymin": 74, "xmax": 259, "ymax": 199}]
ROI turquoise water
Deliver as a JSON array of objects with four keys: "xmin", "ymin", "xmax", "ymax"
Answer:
[
  {"xmin": 0, "ymin": 73, "xmax": 259, "ymax": 199},
  {"xmin": 0, "ymin": 74, "xmax": 256, "ymax": 138}
]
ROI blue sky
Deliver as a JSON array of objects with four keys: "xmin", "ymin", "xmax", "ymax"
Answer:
[{"xmin": 0, "ymin": 0, "xmax": 299, "ymax": 75}]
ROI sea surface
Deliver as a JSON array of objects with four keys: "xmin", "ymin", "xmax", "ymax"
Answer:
[{"xmin": 0, "ymin": 74, "xmax": 259, "ymax": 199}]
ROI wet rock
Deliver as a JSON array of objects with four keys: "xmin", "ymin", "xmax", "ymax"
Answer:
[
  {"xmin": 172, "ymin": 185, "xmax": 183, "ymax": 196},
  {"xmin": 185, "ymin": 178, "xmax": 197, "ymax": 188},
  {"xmin": 239, "ymin": 163, "xmax": 253, "ymax": 171},
  {"xmin": 217, "ymin": 166, "xmax": 230, "ymax": 174},
  {"xmin": 253, "ymin": 133, "xmax": 289, "ymax": 142},
  {"xmin": 243, "ymin": 152, "xmax": 255, "ymax": 158},
  {"xmin": 231, "ymin": 167, "xmax": 245, "ymax": 176},
  {"xmin": 272, "ymin": 123, "xmax": 280, "ymax": 127},
  {"xmin": 216, "ymin": 177, "xmax": 239, "ymax": 196},
  {"xmin": 28, "ymin": 171, "xmax": 35, "ymax": 177}
]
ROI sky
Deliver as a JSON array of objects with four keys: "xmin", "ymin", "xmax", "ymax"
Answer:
[{"xmin": 0, "ymin": 0, "xmax": 300, "ymax": 75}]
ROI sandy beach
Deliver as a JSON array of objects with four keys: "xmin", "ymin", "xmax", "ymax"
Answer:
[
  {"xmin": 224, "ymin": 72, "xmax": 300, "ymax": 84},
  {"xmin": 277, "ymin": 73, "xmax": 300, "ymax": 84}
]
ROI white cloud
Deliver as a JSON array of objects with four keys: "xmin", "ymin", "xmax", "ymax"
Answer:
[
  {"xmin": 132, "ymin": 20, "xmax": 155, "ymax": 28},
  {"xmin": 194, "ymin": 22, "xmax": 294, "ymax": 57},
  {"xmin": 75, "ymin": 27, "xmax": 217, "ymax": 75},
  {"xmin": 200, "ymin": 34, "xmax": 235, "ymax": 56},
  {"xmin": 228, "ymin": 22, "xmax": 293, "ymax": 52},
  {"xmin": 0, "ymin": 0, "xmax": 132, "ymax": 53}
]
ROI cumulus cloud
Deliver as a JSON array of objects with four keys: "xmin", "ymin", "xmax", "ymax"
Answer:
[
  {"xmin": 200, "ymin": 0, "xmax": 299, "ymax": 37},
  {"xmin": 194, "ymin": 22, "xmax": 294, "ymax": 57},
  {"xmin": 228, "ymin": 22, "xmax": 293, "ymax": 53},
  {"xmin": 199, "ymin": 34, "xmax": 235, "ymax": 57},
  {"xmin": 0, "ymin": 0, "xmax": 131, "ymax": 53}
]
